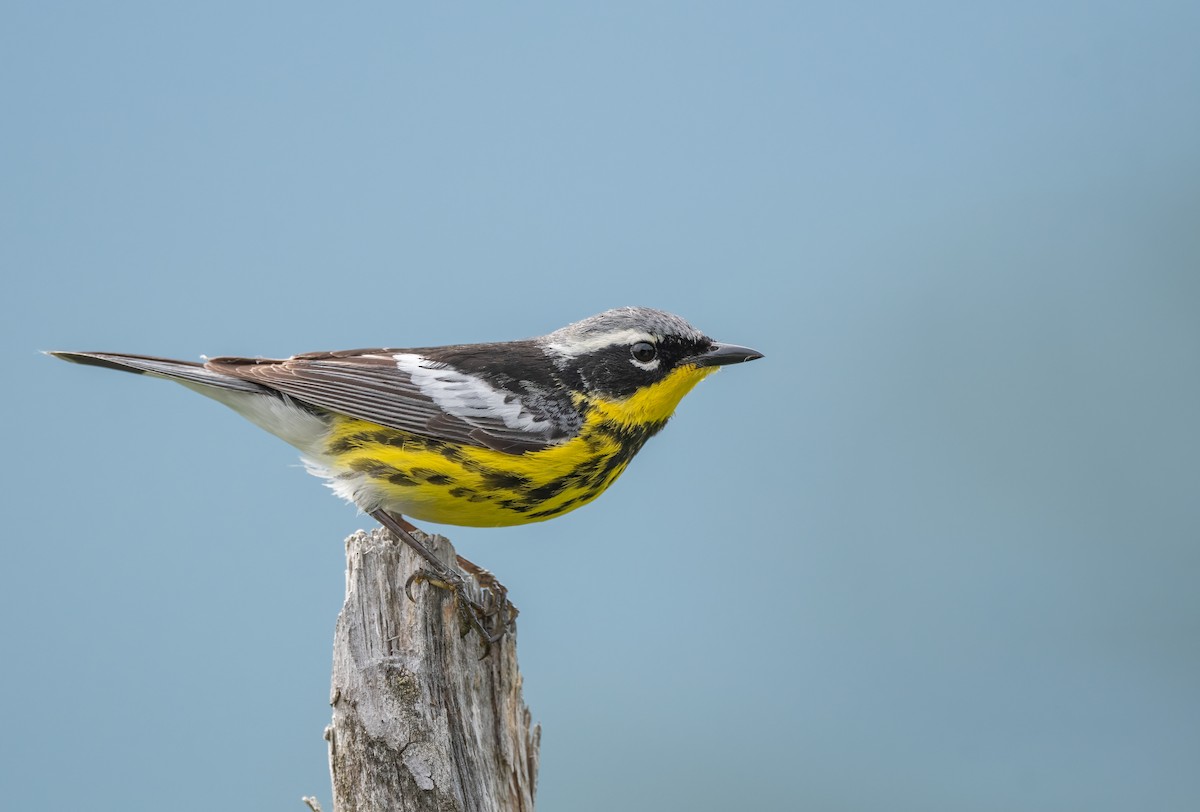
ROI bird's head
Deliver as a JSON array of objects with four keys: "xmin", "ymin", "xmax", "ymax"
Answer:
[{"xmin": 540, "ymin": 306, "xmax": 763, "ymax": 423}]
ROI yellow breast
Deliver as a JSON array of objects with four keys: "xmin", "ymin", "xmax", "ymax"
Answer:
[{"xmin": 321, "ymin": 364, "xmax": 718, "ymax": 527}]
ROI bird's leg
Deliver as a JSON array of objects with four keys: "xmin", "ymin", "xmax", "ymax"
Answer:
[
  {"xmin": 369, "ymin": 509, "xmax": 510, "ymax": 647},
  {"xmin": 389, "ymin": 514, "xmax": 421, "ymax": 533}
]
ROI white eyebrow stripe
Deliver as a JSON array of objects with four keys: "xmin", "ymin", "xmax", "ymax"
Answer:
[
  {"xmin": 542, "ymin": 328, "xmax": 655, "ymax": 358},
  {"xmin": 393, "ymin": 353, "xmax": 550, "ymax": 433}
]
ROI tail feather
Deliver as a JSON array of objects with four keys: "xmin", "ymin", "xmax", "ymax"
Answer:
[
  {"xmin": 47, "ymin": 351, "xmax": 268, "ymax": 394},
  {"xmin": 48, "ymin": 349, "xmax": 332, "ymax": 453}
]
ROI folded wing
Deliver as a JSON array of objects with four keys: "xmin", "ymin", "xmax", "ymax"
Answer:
[{"xmin": 206, "ymin": 348, "xmax": 580, "ymax": 454}]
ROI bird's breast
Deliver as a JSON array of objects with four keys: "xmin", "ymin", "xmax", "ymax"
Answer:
[
  {"xmin": 316, "ymin": 411, "xmax": 654, "ymax": 527},
  {"xmin": 314, "ymin": 365, "xmax": 714, "ymax": 527}
]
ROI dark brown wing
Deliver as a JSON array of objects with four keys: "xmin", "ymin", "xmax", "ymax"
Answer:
[{"xmin": 206, "ymin": 343, "xmax": 581, "ymax": 454}]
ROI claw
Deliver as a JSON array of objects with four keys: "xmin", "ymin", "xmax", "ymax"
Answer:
[
  {"xmin": 404, "ymin": 569, "xmax": 447, "ymax": 603},
  {"xmin": 404, "ymin": 570, "xmax": 421, "ymax": 603}
]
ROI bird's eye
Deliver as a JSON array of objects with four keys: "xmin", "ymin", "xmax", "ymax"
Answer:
[{"xmin": 630, "ymin": 342, "xmax": 657, "ymax": 363}]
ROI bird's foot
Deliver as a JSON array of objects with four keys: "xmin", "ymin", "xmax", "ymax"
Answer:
[
  {"xmin": 371, "ymin": 509, "xmax": 516, "ymax": 652},
  {"xmin": 404, "ymin": 567, "xmax": 510, "ymax": 650},
  {"xmin": 456, "ymin": 554, "xmax": 520, "ymax": 625}
]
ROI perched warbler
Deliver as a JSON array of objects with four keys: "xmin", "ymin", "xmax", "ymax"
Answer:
[{"xmin": 51, "ymin": 306, "xmax": 762, "ymax": 639}]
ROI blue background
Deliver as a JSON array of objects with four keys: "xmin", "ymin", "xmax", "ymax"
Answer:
[{"xmin": 4, "ymin": 3, "xmax": 1199, "ymax": 810}]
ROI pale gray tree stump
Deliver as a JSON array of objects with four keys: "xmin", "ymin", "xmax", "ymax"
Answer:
[{"xmin": 323, "ymin": 527, "xmax": 539, "ymax": 812}]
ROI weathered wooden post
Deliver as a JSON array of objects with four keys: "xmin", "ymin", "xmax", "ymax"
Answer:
[{"xmin": 316, "ymin": 527, "xmax": 539, "ymax": 811}]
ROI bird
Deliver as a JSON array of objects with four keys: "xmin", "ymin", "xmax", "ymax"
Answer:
[{"xmin": 50, "ymin": 306, "xmax": 763, "ymax": 640}]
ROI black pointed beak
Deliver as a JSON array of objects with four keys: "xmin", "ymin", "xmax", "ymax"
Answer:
[{"xmin": 691, "ymin": 342, "xmax": 764, "ymax": 368}]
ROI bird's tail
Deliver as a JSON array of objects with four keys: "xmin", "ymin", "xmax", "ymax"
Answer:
[
  {"xmin": 48, "ymin": 350, "xmax": 334, "ymax": 455},
  {"xmin": 47, "ymin": 350, "xmax": 268, "ymax": 393}
]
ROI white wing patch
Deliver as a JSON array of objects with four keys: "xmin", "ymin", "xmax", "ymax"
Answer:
[{"xmin": 393, "ymin": 353, "xmax": 551, "ymax": 434}]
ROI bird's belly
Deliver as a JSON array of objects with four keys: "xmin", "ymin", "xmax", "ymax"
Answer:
[{"xmin": 319, "ymin": 418, "xmax": 643, "ymax": 528}]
